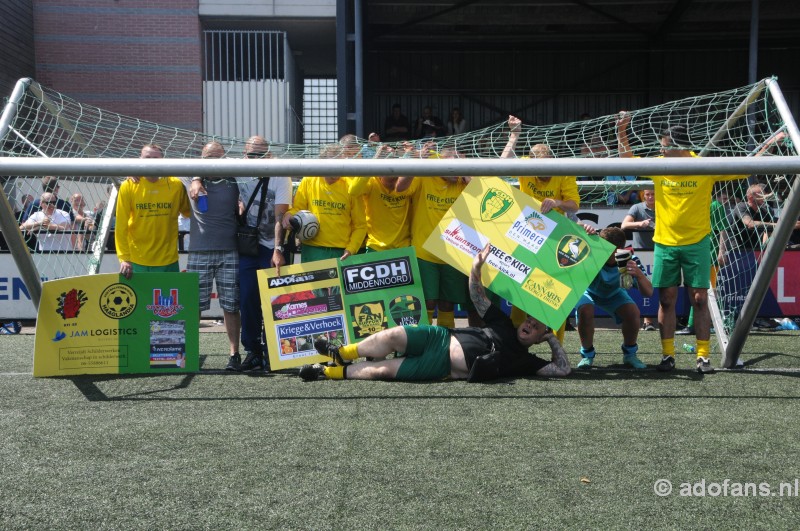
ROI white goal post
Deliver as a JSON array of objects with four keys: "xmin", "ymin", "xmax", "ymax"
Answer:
[{"xmin": 2, "ymin": 76, "xmax": 800, "ymax": 368}]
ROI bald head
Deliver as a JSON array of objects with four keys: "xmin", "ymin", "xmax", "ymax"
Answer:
[
  {"xmin": 244, "ymin": 136, "xmax": 270, "ymax": 158},
  {"xmin": 202, "ymin": 141, "xmax": 225, "ymax": 159}
]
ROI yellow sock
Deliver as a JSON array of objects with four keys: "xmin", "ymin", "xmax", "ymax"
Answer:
[
  {"xmin": 338, "ymin": 344, "xmax": 359, "ymax": 361},
  {"xmin": 696, "ymin": 339, "xmax": 710, "ymax": 358},
  {"xmin": 510, "ymin": 305, "xmax": 525, "ymax": 328},
  {"xmin": 427, "ymin": 309, "xmax": 435, "ymax": 324},
  {"xmin": 323, "ymin": 365, "xmax": 346, "ymax": 380},
  {"xmin": 555, "ymin": 321, "xmax": 566, "ymax": 344},
  {"xmin": 661, "ymin": 339, "xmax": 675, "ymax": 357},
  {"xmin": 437, "ymin": 310, "xmax": 455, "ymax": 329}
]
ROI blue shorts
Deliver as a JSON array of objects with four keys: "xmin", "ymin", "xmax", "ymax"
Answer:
[{"xmin": 576, "ymin": 288, "xmax": 635, "ymax": 324}]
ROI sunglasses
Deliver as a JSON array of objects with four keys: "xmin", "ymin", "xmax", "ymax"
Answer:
[
  {"xmin": 245, "ymin": 151, "xmax": 268, "ymax": 159},
  {"xmin": 42, "ymin": 200, "xmax": 57, "ymax": 205}
]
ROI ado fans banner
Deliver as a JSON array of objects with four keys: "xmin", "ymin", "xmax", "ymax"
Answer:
[
  {"xmin": 423, "ymin": 177, "xmax": 615, "ymax": 329},
  {"xmin": 33, "ymin": 273, "xmax": 199, "ymax": 377}
]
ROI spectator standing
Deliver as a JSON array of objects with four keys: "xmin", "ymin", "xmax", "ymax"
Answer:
[
  {"xmin": 414, "ymin": 106, "xmax": 445, "ymax": 139},
  {"xmin": 185, "ymin": 141, "xmax": 244, "ymax": 371},
  {"xmin": 383, "ymin": 104, "xmax": 411, "ymax": 142},
  {"xmin": 622, "ymin": 188, "xmax": 656, "ymax": 250},
  {"xmin": 22, "ymin": 176, "xmax": 72, "ymax": 223},
  {"xmin": 19, "ymin": 192, "xmax": 73, "ymax": 251},
  {"xmin": 622, "ymin": 187, "xmax": 658, "ymax": 331},
  {"xmin": 237, "ymin": 136, "xmax": 293, "ymax": 372},
  {"xmin": 69, "ymin": 192, "xmax": 95, "ymax": 251},
  {"xmin": 114, "ymin": 144, "xmax": 192, "ymax": 279},
  {"xmin": 446, "ymin": 107, "xmax": 468, "ymax": 136},
  {"xmin": 717, "ymin": 183, "xmax": 785, "ymax": 328}
]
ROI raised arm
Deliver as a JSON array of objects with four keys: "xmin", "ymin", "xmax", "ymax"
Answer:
[
  {"xmin": 616, "ymin": 111, "xmax": 633, "ymax": 158},
  {"xmin": 500, "ymin": 115, "xmax": 521, "ymax": 159},
  {"xmin": 468, "ymin": 243, "xmax": 492, "ymax": 318}
]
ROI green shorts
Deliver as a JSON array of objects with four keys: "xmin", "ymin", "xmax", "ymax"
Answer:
[
  {"xmin": 417, "ymin": 259, "xmax": 467, "ymax": 304},
  {"xmin": 395, "ymin": 325, "xmax": 451, "ymax": 381},
  {"xmin": 652, "ymin": 235, "xmax": 711, "ymax": 289},
  {"xmin": 132, "ymin": 261, "xmax": 180, "ymax": 273},
  {"xmin": 301, "ymin": 244, "xmax": 344, "ymax": 263}
]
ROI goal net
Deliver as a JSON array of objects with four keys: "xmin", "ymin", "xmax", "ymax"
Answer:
[{"xmin": 1, "ymin": 77, "xmax": 798, "ymax": 363}]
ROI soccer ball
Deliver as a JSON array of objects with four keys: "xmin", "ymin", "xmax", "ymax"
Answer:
[
  {"xmin": 107, "ymin": 290, "xmax": 129, "ymax": 310},
  {"xmin": 290, "ymin": 210, "xmax": 320, "ymax": 241},
  {"xmin": 101, "ymin": 284, "xmax": 136, "ymax": 318}
]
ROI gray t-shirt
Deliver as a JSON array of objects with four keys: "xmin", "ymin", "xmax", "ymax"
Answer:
[
  {"xmin": 238, "ymin": 177, "xmax": 293, "ymax": 248},
  {"xmin": 626, "ymin": 202, "xmax": 655, "ymax": 249},
  {"xmin": 188, "ymin": 178, "xmax": 240, "ymax": 252}
]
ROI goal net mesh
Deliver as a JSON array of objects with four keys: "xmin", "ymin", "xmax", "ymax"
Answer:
[{"xmin": 0, "ymin": 78, "xmax": 796, "ymax": 343}]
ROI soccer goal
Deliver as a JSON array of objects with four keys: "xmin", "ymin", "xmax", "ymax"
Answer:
[{"xmin": 1, "ymin": 77, "xmax": 799, "ymax": 367}]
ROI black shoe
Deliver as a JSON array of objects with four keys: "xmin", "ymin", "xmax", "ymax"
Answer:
[
  {"xmin": 240, "ymin": 351, "xmax": 266, "ymax": 372},
  {"xmin": 314, "ymin": 337, "xmax": 347, "ymax": 366},
  {"xmin": 656, "ymin": 355, "xmax": 675, "ymax": 372},
  {"xmin": 299, "ymin": 363, "xmax": 325, "ymax": 381},
  {"xmin": 643, "ymin": 323, "xmax": 657, "ymax": 332},
  {"xmin": 696, "ymin": 356, "xmax": 715, "ymax": 374},
  {"xmin": 675, "ymin": 326, "xmax": 695, "ymax": 335},
  {"xmin": 754, "ymin": 318, "xmax": 779, "ymax": 329},
  {"xmin": 225, "ymin": 352, "xmax": 241, "ymax": 372}
]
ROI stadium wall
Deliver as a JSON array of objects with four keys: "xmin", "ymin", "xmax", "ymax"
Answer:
[
  {"xmin": 32, "ymin": 0, "xmax": 203, "ymax": 131},
  {"xmin": 0, "ymin": 1, "xmax": 35, "ymax": 99}
]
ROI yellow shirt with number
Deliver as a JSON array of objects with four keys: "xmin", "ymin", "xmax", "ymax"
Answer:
[
  {"xmin": 288, "ymin": 177, "xmax": 367, "ymax": 254},
  {"xmin": 349, "ymin": 177, "xmax": 413, "ymax": 251},
  {"xmin": 652, "ymin": 153, "xmax": 744, "ymax": 246},
  {"xmin": 409, "ymin": 177, "xmax": 466, "ymax": 264}
]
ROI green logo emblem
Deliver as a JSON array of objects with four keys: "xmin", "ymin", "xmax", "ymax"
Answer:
[
  {"xmin": 480, "ymin": 188, "xmax": 514, "ymax": 222},
  {"xmin": 556, "ymin": 235, "xmax": 590, "ymax": 268}
]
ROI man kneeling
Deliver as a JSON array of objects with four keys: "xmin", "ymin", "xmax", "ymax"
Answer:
[{"xmin": 299, "ymin": 244, "xmax": 571, "ymax": 382}]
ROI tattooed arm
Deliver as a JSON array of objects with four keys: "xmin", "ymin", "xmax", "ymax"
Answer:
[
  {"xmin": 469, "ymin": 243, "xmax": 492, "ymax": 318},
  {"xmin": 535, "ymin": 333, "xmax": 571, "ymax": 377}
]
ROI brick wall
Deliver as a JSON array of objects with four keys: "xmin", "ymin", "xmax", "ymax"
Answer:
[
  {"xmin": 0, "ymin": 1, "xmax": 35, "ymax": 99},
  {"xmin": 34, "ymin": 0, "xmax": 202, "ymax": 131}
]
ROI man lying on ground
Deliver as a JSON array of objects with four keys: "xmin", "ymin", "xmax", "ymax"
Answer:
[{"xmin": 299, "ymin": 243, "xmax": 571, "ymax": 382}]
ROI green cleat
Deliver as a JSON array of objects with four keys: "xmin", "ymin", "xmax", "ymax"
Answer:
[
  {"xmin": 577, "ymin": 356, "xmax": 594, "ymax": 369},
  {"xmin": 623, "ymin": 354, "xmax": 647, "ymax": 369}
]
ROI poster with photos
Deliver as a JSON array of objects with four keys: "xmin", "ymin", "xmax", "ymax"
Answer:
[
  {"xmin": 258, "ymin": 248, "xmax": 428, "ymax": 370},
  {"xmin": 339, "ymin": 247, "xmax": 428, "ymax": 340},
  {"xmin": 33, "ymin": 273, "xmax": 199, "ymax": 377},
  {"xmin": 258, "ymin": 259, "xmax": 346, "ymax": 371}
]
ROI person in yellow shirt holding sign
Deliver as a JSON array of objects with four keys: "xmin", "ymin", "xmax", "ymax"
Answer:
[
  {"xmin": 396, "ymin": 148, "xmax": 470, "ymax": 329},
  {"xmin": 501, "ymin": 116, "xmax": 581, "ymax": 339},
  {"xmin": 348, "ymin": 173, "xmax": 414, "ymax": 252},
  {"xmin": 283, "ymin": 176, "xmax": 367, "ymax": 263},
  {"xmin": 115, "ymin": 144, "xmax": 192, "ymax": 279}
]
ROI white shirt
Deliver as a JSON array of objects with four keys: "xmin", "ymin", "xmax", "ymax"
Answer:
[{"xmin": 28, "ymin": 210, "xmax": 74, "ymax": 251}]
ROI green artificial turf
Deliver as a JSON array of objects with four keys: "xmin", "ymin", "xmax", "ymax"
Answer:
[{"xmin": 2, "ymin": 328, "xmax": 799, "ymax": 529}]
